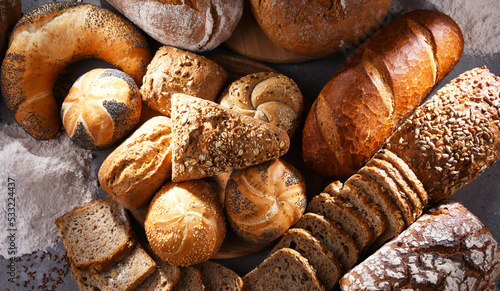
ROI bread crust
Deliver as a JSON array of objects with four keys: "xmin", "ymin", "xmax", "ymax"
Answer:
[
  {"xmin": 1, "ymin": 2, "xmax": 152, "ymax": 140},
  {"xmin": 302, "ymin": 9, "xmax": 464, "ymax": 180}
]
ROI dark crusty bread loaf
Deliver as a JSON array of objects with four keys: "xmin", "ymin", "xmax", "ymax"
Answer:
[
  {"xmin": 72, "ymin": 245, "xmax": 156, "ymax": 291},
  {"xmin": 384, "ymin": 67, "xmax": 500, "ymax": 203},
  {"xmin": 172, "ymin": 267, "xmax": 204, "ymax": 291},
  {"xmin": 340, "ymin": 199, "xmax": 500, "ymax": 290},
  {"xmin": 302, "ymin": 9, "xmax": 464, "ymax": 180},
  {"xmin": 242, "ymin": 248, "xmax": 324, "ymax": 291},
  {"xmin": 270, "ymin": 228, "xmax": 342, "ymax": 290},
  {"xmin": 55, "ymin": 196, "xmax": 135, "ymax": 274},
  {"xmin": 194, "ymin": 260, "xmax": 243, "ymax": 291}
]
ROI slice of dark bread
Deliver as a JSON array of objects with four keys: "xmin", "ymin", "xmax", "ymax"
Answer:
[
  {"xmin": 242, "ymin": 248, "xmax": 324, "ymax": 291},
  {"xmin": 270, "ymin": 228, "xmax": 341, "ymax": 290},
  {"xmin": 172, "ymin": 266, "xmax": 205, "ymax": 291},
  {"xmin": 71, "ymin": 245, "xmax": 156, "ymax": 291},
  {"xmin": 55, "ymin": 195, "xmax": 135, "ymax": 274},
  {"xmin": 194, "ymin": 260, "xmax": 243, "ymax": 291},
  {"xmin": 306, "ymin": 193, "xmax": 373, "ymax": 252},
  {"xmin": 136, "ymin": 255, "xmax": 181, "ymax": 290},
  {"xmin": 295, "ymin": 212, "xmax": 359, "ymax": 271},
  {"xmin": 345, "ymin": 173, "xmax": 405, "ymax": 248}
]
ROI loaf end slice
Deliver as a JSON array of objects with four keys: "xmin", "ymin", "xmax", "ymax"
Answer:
[
  {"xmin": 194, "ymin": 260, "xmax": 243, "ymax": 291},
  {"xmin": 55, "ymin": 195, "xmax": 135, "ymax": 274},
  {"xmin": 72, "ymin": 244, "xmax": 156, "ymax": 291},
  {"xmin": 242, "ymin": 248, "xmax": 324, "ymax": 291}
]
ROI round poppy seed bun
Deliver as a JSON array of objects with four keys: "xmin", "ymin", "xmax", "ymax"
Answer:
[
  {"xmin": 61, "ymin": 68, "xmax": 142, "ymax": 150},
  {"xmin": 145, "ymin": 180, "xmax": 226, "ymax": 266},
  {"xmin": 224, "ymin": 158, "xmax": 307, "ymax": 245}
]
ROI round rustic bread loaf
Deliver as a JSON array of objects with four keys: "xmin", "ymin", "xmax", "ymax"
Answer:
[
  {"xmin": 224, "ymin": 159, "xmax": 307, "ymax": 245},
  {"xmin": 61, "ymin": 68, "xmax": 141, "ymax": 150},
  {"xmin": 145, "ymin": 180, "xmax": 226, "ymax": 266},
  {"xmin": 249, "ymin": 0, "xmax": 391, "ymax": 58},
  {"xmin": 218, "ymin": 72, "xmax": 304, "ymax": 137},
  {"xmin": 1, "ymin": 2, "xmax": 151, "ymax": 140},
  {"xmin": 107, "ymin": 0, "xmax": 243, "ymax": 52},
  {"xmin": 141, "ymin": 46, "xmax": 228, "ymax": 117}
]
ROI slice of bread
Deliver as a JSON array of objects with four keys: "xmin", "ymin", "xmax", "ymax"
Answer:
[
  {"xmin": 295, "ymin": 212, "xmax": 359, "ymax": 271},
  {"xmin": 172, "ymin": 266, "xmax": 205, "ymax": 291},
  {"xmin": 71, "ymin": 245, "xmax": 156, "ymax": 291},
  {"xmin": 242, "ymin": 248, "xmax": 324, "ymax": 291},
  {"xmin": 135, "ymin": 255, "xmax": 181, "ymax": 290},
  {"xmin": 194, "ymin": 260, "xmax": 243, "ymax": 290},
  {"xmin": 271, "ymin": 228, "xmax": 341, "ymax": 290},
  {"xmin": 55, "ymin": 195, "xmax": 135, "ymax": 274}
]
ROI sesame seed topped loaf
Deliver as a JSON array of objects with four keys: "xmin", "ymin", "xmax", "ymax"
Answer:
[
  {"xmin": 340, "ymin": 199, "xmax": 500, "ymax": 290},
  {"xmin": 384, "ymin": 67, "xmax": 500, "ymax": 203},
  {"xmin": 55, "ymin": 196, "xmax": 136, "ymax": 274},
  {"xmin": 170, "ymin": 94, "xmax": 290, "ymax": 182},
  {"xmin": 194, "ymin": 260, "xmax": 243, "ymax": 291}
]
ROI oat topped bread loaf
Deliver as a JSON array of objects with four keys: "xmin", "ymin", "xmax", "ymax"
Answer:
[
  {"xmin": 141, "ymin": 46, "xmax": 228, "ymax": 116},
  {"xmin": 170, "ymin": 94, "xmax": 290, "ymax": 182},
  {"xmin": 218, "ymin": 72, "xmax": 304, "ymax": 137}
]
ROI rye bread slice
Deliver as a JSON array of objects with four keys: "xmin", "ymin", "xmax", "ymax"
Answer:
[
  {"xmin": 324, "ymin": 181, "xmax": 387, "ymax": 241},
  {"xmin": 71, "ymin": 245, "xmax": 156, "ymax": 291},
  {"xmin": 374, "ymin": 149, "xmax": 428, "ymax": 206},
  {"xmin": 306, "ymin": 193, "xmax": 373, "ymax": 252},
  {"xmin": 172, "ymin": 267, "xmax": 204, "ymax": 291},
  {"xmin": 136, "ymin": 252, "xmax": 181, "ymax": 291},
  {"xmin": 295, "ymin": 212, "xmax": 359, "ymax": 271},
  {"xmin": 194, "ymin": 260, "xmax": 243, "ymax": 291},
  {"xmin": 55, "ymin": 195, "xmax": 135, "ymax": 274},
  {"xmin": 242, "ymin": 248, "xmax": 324, "ymax": 291},
  {"xmin": 170, "ymin": 93, "xmax": 289, "ymax": 182},
  {"xmin": 359, "ymin": 165, "xmax": 415, "ymax": 226},
  {"xmin": 345, "ymin": 173, "xmax": 405, "ymax": 248},
  {"xmin": 271, "ymin": 228, "xmax": 342, "ymax": 290}
]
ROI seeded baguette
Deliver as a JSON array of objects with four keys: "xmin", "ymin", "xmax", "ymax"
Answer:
[{"xmin": 384, "ymin": 67, "xmax": 500, "ymax": 203}]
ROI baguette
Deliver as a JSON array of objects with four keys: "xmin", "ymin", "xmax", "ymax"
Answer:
[{"xmin": 302, "ymin": 9, "xmax": 463, "ymax": 180}]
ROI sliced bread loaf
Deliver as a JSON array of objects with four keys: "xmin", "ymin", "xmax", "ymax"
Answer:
[
  {"xmin": 270, "ymin": 228, "xmax": 341, "ymax": 290},
  {"xmin": 242, "ymin": 248, "xmax": 324, "ymax": 291},
  {"xmin": 295, "ymin": 212, "xmax": 359, "ymax": 271},
  {"xmin": 55, "ymin": 195, "xmax": 135, "ymax": 274},
  {"xmin": 71, "ymin": 245, "xmax": 156, "ymax": 291},
  {"xmin": 135, "ymin": 254, "xmax": 181, "ymax": 290},
  {"xmin": 172, "ymin": 266, "xmax": 205, "ymax": 291},
  {"xmin": 194, "ymin": 260, "xmax": 243, "ymax": 291}
]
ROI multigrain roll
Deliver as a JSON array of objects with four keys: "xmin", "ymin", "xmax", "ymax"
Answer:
[
  {"xmin": 61, "ymin": 69, "xmax": 142, "ymax": 150},
  {"xmin": 141, "ymin": 46, "xmax": 228, "ymax": 116},
  {"xmin": 99, "ymin": 116, "xmax": 173, "ymax": 209},
  {"xmin": 224, "ymin": 159, "xmax": 307, "ymax": 245},
  {"xmin": 218, "ymin": 72, "xmax": 304, "ymax": 137},
  {"xmin": 145, "ymin": 180, "xmax": 226, "ymax": 266},
  {"xmin": 1, "ymin": 2, "xmax": 151, "ymax": 140},
  {"xmin": 107, "ymin": 0, "xmax": 243, "ymax": 52}
]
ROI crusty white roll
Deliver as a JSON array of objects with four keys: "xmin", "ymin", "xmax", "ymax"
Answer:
[
  {"xmin": 145, "ymin": 180, "xmax": 226, "ymax": 266},
  {"xmin": 107, "ymin": 0, "xmax": 243, "ymax": 52},
  {"xmin": 1, "ymin": 2, "xmax": 152, "ymax": 140},
  {"xmin": 61, "ymin": 68, "xmax": 142, "ymax": 150},
  {"xmin": 224, "ymin": 158, "xmax": 307, "ymax": 245}
]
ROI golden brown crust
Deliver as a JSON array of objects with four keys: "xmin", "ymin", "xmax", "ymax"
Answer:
[
  {"xmin": 99, "ymin": 116, "xmax": 173, "ymax": 209},
  {"xmin": 302, "ymin": 9, "xmax": 464, "ymax": 180},
  {"xmin": 224, "ymin": 159, "xmax": 307, "ymax": 245},
  {"xmin": 145, "ymin": 180, "xmax": 226, "ymax": 266},
  {"xmin": 1, "ymin": 2, "xmax": 152, "ymax": 140}
]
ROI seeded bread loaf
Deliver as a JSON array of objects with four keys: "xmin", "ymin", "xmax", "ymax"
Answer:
[
  {"xmin": 194, "ymin": 261, "xmax": 243, "ymax": 291},
  {"xmin": 172, "ymin": 267, "xmax": 205, "ymax": 291},
  {"xmin": 170, "ymin": 94, "xmax": 290, "ymax": 182},
  {"xmin": 61, "ymin": 68, "xmax": 142, "ymax": 150},
  {"xmin": 72, "ymin": 245, "xmax": 156, "ymax": 291},
  {"xmin": 99, "ymin": 116, "xmax": 173, "ymax": 209},
  {"xmin": 242, "ymin": 248, "xmax": 324, "ymax": 291},
  {"xmin": 302, "ymin": 9, "xmax": 464, "ymax": 180},
  {"xmin": 218, "ymin": 72, "xmax": 304, "ymax": 137},
  {"xmin": 224, "ymin": 159, "xmax": 307, "ymax": 245},
  {"xmin": 141, "ymin": 46, "xmax": 228, "ymax": 116},
  {"xmin": 55, "ymin": 196, "xmax": 135, "ymax": 274},
  {"xmin": 145, "ymin": 180, "xmax": 226, "ymax": 266},
  {"xmin": 384, "ymin": 67, "xmax": 500, "ymax": 203},
  {"xmin": 340, "ymin": 199, "xmax": 500, "ymax": 290}
]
